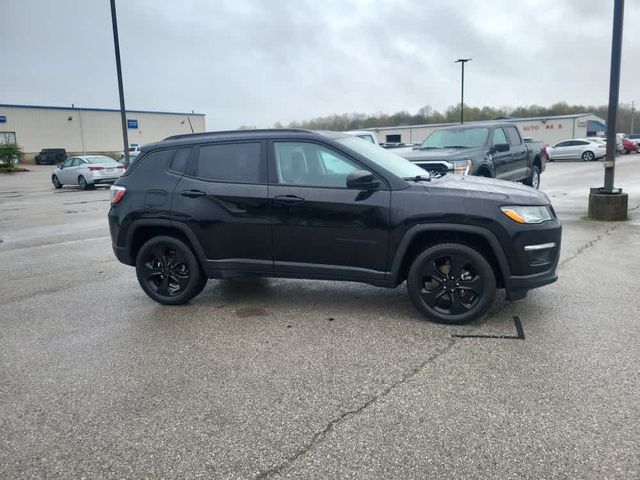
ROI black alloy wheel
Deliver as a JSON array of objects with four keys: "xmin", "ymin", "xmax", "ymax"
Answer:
[
  {"xmin": 407, "ymin": 243, "xmax": 496, "ymax": 324},
  {"xmin": 135, "ymin": 236, "xmax": 206, "ymax": 305}
]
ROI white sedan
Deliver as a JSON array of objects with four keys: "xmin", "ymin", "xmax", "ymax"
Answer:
[
  {"xmin": 51, "ymin": 155, "xmax": 125, "ymax": 190},
  {"xmin": 546, "ymin": 138, "xmax": 607, "ymax": 162}
]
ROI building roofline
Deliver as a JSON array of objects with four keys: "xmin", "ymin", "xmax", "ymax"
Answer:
[
  {"xmin": 367, "ymin": 113, "xmax": 603, "ymax": 131},
  {"xmin": 0, "ymin": 103, "xmax": 205, "ymax": 116}
]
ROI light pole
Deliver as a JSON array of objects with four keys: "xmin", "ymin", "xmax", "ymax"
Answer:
[
  {"xmin": 588, "ymin": 0, "xmax": 627, "ymax": 221},
  {"xmin": 455, "ymin": 58, "xmax": 471, "ymax": 124},
  {"xmin": 109, "ymin": 0, "xmax": 130, "ymax": 167},
  {"xmin": 631, "ymin": 100, "xmax": 635, "ymax": 134}
]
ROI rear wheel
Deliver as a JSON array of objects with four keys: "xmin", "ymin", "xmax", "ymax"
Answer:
[
  {"xmin": 78, "ymin": 175, "xmax": 90, "ymax": 190},
  {"xmin": 135, "ymin": 236, "xmax": 206, "ymax": 305},
  {"xmin": 582, "ymin": 151, "xmax": 595, "ymax": 161},
  {"xmin": 407, "ymin": 243, "xmax": 496, "ymax": 325},
  {"xmin": 524, "ymin": 165, "xmax": 541, "ymax": 189},
  {"xmin": 52, "ymin": 175, "xmax": 62, "ymax": 189}
]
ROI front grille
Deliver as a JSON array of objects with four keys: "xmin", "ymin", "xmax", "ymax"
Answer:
[{"xmin": 414, "ymin": 163, "xmax": 450, "ymax": 177}]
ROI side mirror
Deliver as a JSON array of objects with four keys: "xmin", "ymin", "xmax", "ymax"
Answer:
[
  {"xmin": 346, "ymin": 170, "xmax": 380, "ymax": 190},
  {"xmin": 494, "ymin": 143, "xmax": 510, "ymax": 153}
]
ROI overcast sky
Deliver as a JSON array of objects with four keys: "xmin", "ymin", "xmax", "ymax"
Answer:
[{"xmin": 2, "ymin": 0, "xmax": 639, "ymax": 130}]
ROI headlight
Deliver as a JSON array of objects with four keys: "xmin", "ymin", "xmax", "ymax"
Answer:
[
  {"xmin": 500, "ymin": 205, "xmax": 552, "ymax": 224},
  {"xmin": 452, "ymin": 160, "xmax": 471, "ymax": 175}
]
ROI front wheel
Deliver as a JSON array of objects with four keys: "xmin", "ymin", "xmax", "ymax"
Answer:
[
  {"xmin": 407, "ymin": 243, "xmax": 497, "ymax": 325},
  {"xmin": 524, "ymin": 165, "xmax": 541, "ymax": 189},
  {"xmin": 52, "ymin": 175, "xmax": 62, "ymax": 189},
  {"xmin": 135, "ymin": 236, "xmax": 206, "ymax": 305},
  {"xmin": 582, "ymin": 151, "xmax": 595, "ymax": 161}
]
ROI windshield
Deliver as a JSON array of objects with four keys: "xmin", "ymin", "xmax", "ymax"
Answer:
[
  {"xmin": 420, "ymin": 127, "xmax": 489, "ymax": 149},
  {"xmin": 87, "ymin": 156, "xmax": 117, "ymax": 164},
  {"xmin": 336, "ymin": 136, "xmax": 428, "ymax": 179}
]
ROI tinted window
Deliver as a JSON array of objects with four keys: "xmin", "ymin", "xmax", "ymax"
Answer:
[
  {"xmin": 196, "ymin": 143, "xmax": 262, "ymax": 183},
  {"xmin": 492, "ymin": 128, "xmax": 508, "ymax": 145},
  {"xmin": 169, "ymin": 147, "xmax": 191, "ymax": 174},
  {"xmin": 274, "ymin": 142, "xmax": 361, "ymax": 188},
  {"xmin": 126, "ymin": 149, "xmax": 175, "ymax": 177},
  {"xmin": 505, "ymin": 127, "xmax": 522, "ymax": 146},
  {"xmin": 555, "ymin": 141, "xmax": 571, "ymax": 147},
  {"xmin": 575, "ymin": 141, "xmax": 589, "ymax": 146}
]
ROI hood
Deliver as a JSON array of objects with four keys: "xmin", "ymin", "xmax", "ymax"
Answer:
[
  {"xmin": 423, "ymin": 174, "xmax": 550, "ymax": 205},
  {"xmin": 401, "ymin": 146, "xmax": 485, "ymax": 162}
]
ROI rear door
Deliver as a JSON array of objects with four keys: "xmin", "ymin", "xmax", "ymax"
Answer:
[
  {"xmin": 268, "ymin": 140, "xmax": 391, "ymax": 280},
  {"xmin": 491, "ymin": 127, "xmax": 513, "ymax": 179},
  {"xmin": 171, "ymin": 141, "xmax": 272, "ymax": 272},
  {"xmin": 504, "ymin": 126, "xmax": 528, "ymax": 180}
]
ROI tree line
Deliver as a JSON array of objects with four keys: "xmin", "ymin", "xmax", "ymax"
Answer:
[{"xmin": 244, "ymin": 102, "xmax": 639, "ymax": 134}]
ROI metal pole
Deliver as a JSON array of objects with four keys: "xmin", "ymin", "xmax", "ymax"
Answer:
[
  {"xmin": 77, "ymin": 106, "xmax": 86, "ymax": 155},
  {"xmin": 455, "ymin": 59, "xmax": 471, "ymax": 125},
  {"xmin": 461, "ymin": 62, "xmax": 465, "ymax": 125},
  {"xmin": 110, "ymin": 0, "xmax": 130, "ymax": 167},
  {"xmin": 631, "ymin": 100, "xmax": 635, "ymax": 134},
  {"xmin": 603, "ymin": 0, "xmax": 624, "ymax": 193}
]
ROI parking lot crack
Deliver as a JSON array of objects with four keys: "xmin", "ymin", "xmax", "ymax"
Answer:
[
  {"xmin": 254, "ymin": 338, "xmax": 457, "ymax": 479},
  {"xmin": 560, "ymin": 223, "xmax": 621, "ymax": 268}
]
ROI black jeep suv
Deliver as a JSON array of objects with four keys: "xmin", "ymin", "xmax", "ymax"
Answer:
[
  {"xmin": 35, "ymin": 148, "xmax": 67, "ymax": 165},
  {"xmin": 108, "ymin": 129, "xmax": 561, "ymax": 324}
]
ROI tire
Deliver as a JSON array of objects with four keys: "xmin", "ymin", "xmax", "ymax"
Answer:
[
  {"xmin": 78, "ymin": 175, "xmax": 90, "ymax": 190},
  {"xmin": 135, "ymin": 235, "xmax": 206, "ymax": 305},
  {"xmin": 406, "ymin": 243, "xmax": 496, "ymax": 325},
  {"xmin": 582, "ymin": 151, "xmax": 595, "ymax": 161},
  {"xmin": 52, "ymin": 175, "xmax": 62, "ymax": 189},
  {"xmin": 624, "ymin": 149, "xmax": 630, "ymax": 155},
  {"xmin": 524, "ymin": 165, "xmax": 541, "ymax": 189},
  {"xmin": 35, "ymin": 158, "xmax": 40, "ymax": 165}
]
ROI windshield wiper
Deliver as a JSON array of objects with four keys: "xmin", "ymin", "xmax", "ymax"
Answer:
[
  {"xmin": 443, "ymin": 145, "xmax": 469, "ymax": 149},
  {"xmin": 419, "ymin": 146, "xmax": 440, "ymax": 150},
  {"xmin": 403, "ymin": 175, "xmax": 431, "ymax": 182}
]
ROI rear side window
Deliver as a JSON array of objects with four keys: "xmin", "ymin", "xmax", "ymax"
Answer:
[
  {"xmin": 505, "ymin": 127, "xmax": 522, "ymax": 146},
  {"xmin": 195, "ymin": 142, "xmax": 263, "ymax": 183},
  {"xmin": 126, "ymin": 149, "xmax": 175, "ymax": 177},
  {"xmin": 169, "ymin": 148, "xmax": 191, "ymax": 174}
]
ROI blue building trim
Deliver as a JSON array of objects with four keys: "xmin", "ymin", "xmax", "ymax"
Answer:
[{"xmin": 0, "ymin": 103, "xmax": 205, "ymax": 116}]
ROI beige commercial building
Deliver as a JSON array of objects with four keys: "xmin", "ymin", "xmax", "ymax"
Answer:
[
  {"xmin": 368, "ymin": 113, "xmax": 607, "ymax": 146},
  {"xmin": 0, "ymin": 103, "xmax": 206, "ymax": 162}
]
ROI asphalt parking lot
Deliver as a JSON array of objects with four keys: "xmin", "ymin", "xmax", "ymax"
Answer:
[{"xmin": 1, "ymin": 158, "xmax": 639, "ymax": 479}]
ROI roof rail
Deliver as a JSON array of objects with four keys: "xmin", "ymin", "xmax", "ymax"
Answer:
[{"xmin": 164, "ymin": 128, "xmax": 311, "ymax": 141}]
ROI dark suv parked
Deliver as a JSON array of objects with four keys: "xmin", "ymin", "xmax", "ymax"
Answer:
[
  {"xmin": 35, "ymin": 148, "xmax": 67, "ymax": 165},
  {"xmin": 108, "ymin": 129, "xmax": 561, "ymax": 324}
]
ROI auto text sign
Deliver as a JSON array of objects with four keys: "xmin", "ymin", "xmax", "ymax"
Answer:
[{"xmin": 127, "ymin": 119, "xmax": 138, "ymax": 129}]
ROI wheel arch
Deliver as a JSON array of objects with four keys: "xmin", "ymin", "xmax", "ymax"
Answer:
[
  {"xmin": 125, "ymin": 220, "xmax": 206, "ymax": 266},
  {"xmin": 390, "ymin": 224, "xmax": 510, "ymax": 288}
]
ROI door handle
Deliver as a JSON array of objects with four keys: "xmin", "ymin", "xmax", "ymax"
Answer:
[
  {"xmin": 274, "ymin": 195, "xmax": 304, "ymax": 204},
  {"xmin": 180, "ymin": 190, "xmax": 207, "ymax": 198}
]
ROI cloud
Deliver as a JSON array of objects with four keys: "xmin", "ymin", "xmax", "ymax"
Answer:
[{"xmin": 1, "ymin": 0, "xmax": 638, "ymax": 130}]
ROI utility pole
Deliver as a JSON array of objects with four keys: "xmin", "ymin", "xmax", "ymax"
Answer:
[
  {"xmin": 110, "ymin": 0, "xmax": 130, "ymax": 167},
  {"xmin": 631, "ymin": 100, "xmax": 635, "ymax": 134},
  {"xmin": 588, "ymin": 0, "xmax": 628, "ymax": 221},
  {"xmin": 455, "ymin": 58, "xmax": 471, "ymax": 124}
]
